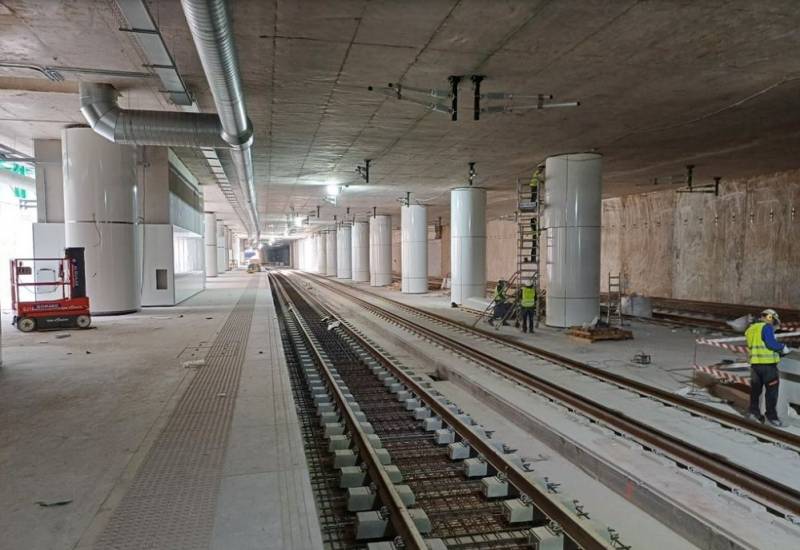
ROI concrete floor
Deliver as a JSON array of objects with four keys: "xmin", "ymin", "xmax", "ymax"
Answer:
[{"xmin": 0, "ymin": 272, "xmax": 321, "ymax": 550}]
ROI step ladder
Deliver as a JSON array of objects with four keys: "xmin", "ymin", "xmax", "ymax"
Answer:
[
  {"xmin": 606, "ymin": 273, "xmax": 624, "ymax": 327},
  {"xmin": 515, "ymin": 173, "xmax": 542, "ymax": 331}
]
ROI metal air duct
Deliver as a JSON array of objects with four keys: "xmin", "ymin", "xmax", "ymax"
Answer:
[
  {"xmin": 180, "ymin": 0, "xmax": 259, "ymax": 239},
  {"xmin": 79, "ymin": 83, "xmax": 227, "ymax": 148}
]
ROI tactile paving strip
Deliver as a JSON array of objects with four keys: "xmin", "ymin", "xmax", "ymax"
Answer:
[{"xmin": 95, "ymin": 279, "xmax": 259, "ymax": 550}]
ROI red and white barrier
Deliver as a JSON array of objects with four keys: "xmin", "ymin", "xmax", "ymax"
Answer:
[{"xmin": 692, "ymin": 363, "xmax": 750, "ymax": 386}]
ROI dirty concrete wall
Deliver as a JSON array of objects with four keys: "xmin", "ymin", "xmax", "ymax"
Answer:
[
  {"xmin": 441, "ymin": 224, "xmax": 451, "ymax": 278},
  {"xmin": 601, "ymin": 169, "xmax": 800, "ymax": 308},
  {"xmin": 391, "ymin": 228, "xmax": 401, "ymax": 276},
  {"xmin": 486, "ymin": 219, "xmax": 517, "ymax": 282}
]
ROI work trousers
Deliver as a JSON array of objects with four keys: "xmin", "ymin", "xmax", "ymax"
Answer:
[
  {"xmin": 520, "ymin": 306, "xmax": 534, "ymax": 333},
  {"xmin": 749, "ymin": 363, "xmax": 780, "ymax": 420}
]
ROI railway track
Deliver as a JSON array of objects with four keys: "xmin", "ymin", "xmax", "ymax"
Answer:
[
  {"xmin": 294, "ymin": 271, "xmax": 800, "ymax": 520},
  {"xmin": 271, "ymin": 272, "xmax": 622, "ymax": 550}
]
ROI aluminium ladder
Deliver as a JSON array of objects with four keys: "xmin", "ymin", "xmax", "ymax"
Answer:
[{"xmin": 606, "ymin": 272, "xmax": 625, "ymax": 327}]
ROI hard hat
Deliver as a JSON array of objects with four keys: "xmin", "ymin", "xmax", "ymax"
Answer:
[
  {"xmin": 525, "ymin": 280, "xmax": 534, "ymax": 287},
  {"xmin": 761, "ymin": 308, "xmax": 781, "ymax": 325}
]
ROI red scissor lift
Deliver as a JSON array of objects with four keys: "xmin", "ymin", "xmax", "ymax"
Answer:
[{"xmin": 10, "ymin": 248, "xmax": 91, "ymax": 332}]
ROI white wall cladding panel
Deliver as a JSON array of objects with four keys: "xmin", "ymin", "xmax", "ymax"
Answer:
[
  {"xmin": 369, "ymin": 215, "xmax": 392, "ymax": 286},
  {"xmin": 336, "ymin": 225, "xmax": 352, "ymax": 279},
  {"xmin": 401, "ymin": 204, "xmax": 428, "ymax": 293},
  {"xmin": 450, "ymin": 187, "xmax": 486, "ymax": 304},
  {"xmin": 63, "ymin": 127, "xmax": 139, "ymax": 315},
  {"xmin": 325, "ymin": 229, "xmax": 337, "ymax": 276},
  {"xmin": 204, "ymin": 212, "xmax": 217, "ymax": 277},
  {"xmin": 543, "ymin": 153, "xmax": 602, "ymax": 327},
  {"xmin": 351, "ymin": 221, "xmax": 369, "ymax": 282}
]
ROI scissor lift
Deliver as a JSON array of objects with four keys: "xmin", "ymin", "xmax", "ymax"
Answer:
[{"xmin": 10, "ymin": 248, "xmax": 91, "ymax": 332}]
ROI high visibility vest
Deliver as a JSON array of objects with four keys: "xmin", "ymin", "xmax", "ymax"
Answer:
[
  {"xmin": 521, "ymin": 287, "xmax": 536, "ymax": 307},
  {"xmin": 494, "ymin": 286, "xmax": 506, "ymax": 302},
  {"xmin": 745, "ymin": 321, "xmax": 779, "ymax": 364},
  {"xmin": 529, "ymin": 172, "xmax": 542, "ymax": 189}
]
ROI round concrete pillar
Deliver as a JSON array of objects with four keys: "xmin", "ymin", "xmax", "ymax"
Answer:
[
  {"xmin": 204, "ymin": 212, "xmax": 218, "ymax": 277},
  {"xmin": 351, "ymin": 221, "xmax": 369, "ymax": 282},
  {"xmin": 450, "ymin": 187, "xmax": 486, "ymax": 304},
  {"xmin": 401, "ymin": 204, "xmax": 428, "ymax": 293},
  {"xmin": 325, "ymin": 229, "xmax": 337, "ymax": 276},
  {"xmin": 316, "ymin": 232, "xmax": 327, "ymax": 274},
  {"xmin": 63, "ymin": 126, "xmax": 139, "ymax": 315},
  {"xmin": 336, "ymin": 224, "xmax": 352, "ymax": 279},
  {"xmin": 544, "ymin": 152, "xmax": 602, "ymax": 327},
  {"xmin": 216, "ymin": 220, "xmax": 226, "ymax": 274},
  {"xmin": 369, "ymin": 215, "xmax": 392, "ymax": 286}
]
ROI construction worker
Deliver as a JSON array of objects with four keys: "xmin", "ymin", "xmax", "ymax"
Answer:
[
  {"xmin": 520, "ymin": 280, "xmax": 536, "ymax": 333},
  {"xmin": 745, "ymin": 309, "xmax": 791, "ymax": 426},
  {"xmin": 490, "ymin": 280, "xmax": 509, "ymax": 326}
]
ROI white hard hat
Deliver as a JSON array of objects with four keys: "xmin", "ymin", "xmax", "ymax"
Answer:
[{"xmin": 762, "ymin": 308, "xmax": 781, "ymax": 324}]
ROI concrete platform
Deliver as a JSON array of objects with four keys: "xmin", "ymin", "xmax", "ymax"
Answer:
[{"xmin": 0, "ymin": 271, "xmax": 322, "ymax": 550}]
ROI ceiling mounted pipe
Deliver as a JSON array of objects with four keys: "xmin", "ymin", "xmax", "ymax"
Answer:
[
  {"xmin": 180, "ymin": 0, "xmax": 259, "ymax": 239},
  {"xmin": 79, "ymin": 82, "xmax": 227, "ymax": 148}
]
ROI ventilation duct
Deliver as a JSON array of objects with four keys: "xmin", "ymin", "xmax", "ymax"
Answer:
[
  {"xmin": 180, "ymin": 0, "xmax": 259, "ymax": 239},
  {"xmin": 78, "ymin": 1, "xmax": 260, "ymax": 238},
  {"xmin": 79, "ymin": 83, "xmax": 227, "ymax": 148}
]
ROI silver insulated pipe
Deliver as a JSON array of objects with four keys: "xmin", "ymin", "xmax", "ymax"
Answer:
[
  {"xmin": 180, "ymin": 0, "xmax": 259, "ymax": 239},
  {"xmin": 79, "ymin": 82, "xmax": 228, "ymax": 149}
]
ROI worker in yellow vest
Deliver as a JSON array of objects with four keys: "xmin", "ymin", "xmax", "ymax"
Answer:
[
  {"xmin": 520, "ymin": 280, "xmax": 536, "ymax": 333},
  {"xmin": 745, "ymin": 309, "xmax": 791, "ymax": 426}
]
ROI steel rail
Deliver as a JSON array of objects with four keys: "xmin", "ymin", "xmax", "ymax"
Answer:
[
  {"xmin": 302, "ymin": 272, "xmax": 800, "ymax": 452},
  {"xmin": 272, "ymin": 275, "xmax": 429, "ymax": 550},
  {"xmin": 275, "ymin": 272, "xmax": 616, "ymax": 549},
  {"xmin": 297, "ymin": 271, "xmax": 800, "ymax": 517}
]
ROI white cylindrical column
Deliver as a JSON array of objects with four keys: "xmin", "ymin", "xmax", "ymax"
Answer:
[
  {"xmin": 325, "ymin": 229, "xmax": 337, "ymax": 276},
  {"xmin": 336, "ymin": 224, "xmax": 352, "ymax": 279},
  {"xmin": 369, "ymin": 214, "xmax": 392, "ymax": 286},
  {"xmin": 544, "ymin": 153, "xmax": 602, "ymax": 327},
  {"xmin": 204, "ymin": 212, "xmax": 218, "ymax": 277},
  {"xmin": 450, "ymin": 187, "xmax": 486, "ymax": 304},
  {"xmin": 316, "ymin": 232, "xmax": 327, "ymax": 274},
  {"xmin": 232, "ymin": 234, "xmax": 241, "ymax": 269},
  {"xmin": 351, "ymin": 221, "xmax": 369, "ymax": 282},
  {"xmin": 401, "ymin": 204, "xmax": 428, "ymax": 293},
  {"xmin": 63, "ymin": 126, "xmax": 139, "ymax": 315},
  {"xmin": 216, "ymin": 220, "xmax": 226, "ymax": 274}
]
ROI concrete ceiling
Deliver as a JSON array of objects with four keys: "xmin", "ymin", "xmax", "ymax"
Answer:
[{"xmin": 2, "ymin": 0, "xmax": 800, "ymax": 238}]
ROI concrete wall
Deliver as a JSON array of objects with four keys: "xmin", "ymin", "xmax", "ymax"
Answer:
[
  {"xmin": 486, "ymin": 219, "xmax": 517, "ymax": 282},
  {"xmin": 601, "ymin": 169, "xmax": 800, "ymax": 308}
]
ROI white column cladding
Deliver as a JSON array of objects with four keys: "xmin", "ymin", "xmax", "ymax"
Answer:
[
  {"xmin": 62, "ymin": 126, "xmax": 139, "ymax": 314},
  {"xmin": 216, "ymin": 220, "xmax": 226, "ymax": 274},
  {"xmin": 304, "ymin": 237, "xmax": 314, "ymax": 272},
  {"xmin": 450, "ymin": 187, "xmax": 486, "ymax": 304},
  {"xmin": 232, "ymin": 234, "xmax": 241, "ymax": 268},
  {"xmin": 351, "ymin": 220, "xmax": 369, "ymax": 282},
  {"xmin": 204, "ymin": 212, "xmax": 218, "ymax": 277},
  {"xmin": 325, "ymin": 229, "xmax": 337, "ymax": 276},
  {"xmin": 316, "ymin": 232, "xmax": 327, "ymax": 274},
  {"xmin": 224, "ymin": 227, "xmax": 230, "ymax": 270},
  {"xmin": 401, "ymin": 204, "xmax": 428, "ymax": 293},
  {"xmin": 544, "ymin": 152, "xmax": 602, "ymax": 327},
  {"xmin": 336, "ymin": 224, "xmax": 352, "ymax": 279},
  {"xmin": 369, "ymin": 214, "xmax": 392, "ymax": 286}
]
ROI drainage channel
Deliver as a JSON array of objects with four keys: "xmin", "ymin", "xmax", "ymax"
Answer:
[{"xmin": 271, "ymin": 272, "xmax": 618, "ymax": 550}]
